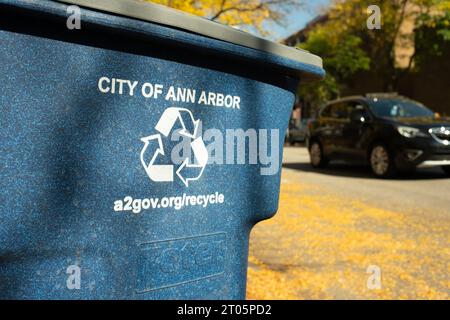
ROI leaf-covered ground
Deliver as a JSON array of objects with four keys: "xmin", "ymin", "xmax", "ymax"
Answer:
[{"xmin": 247, "ymin": 178, "xmax": 449, "ymax": 299}]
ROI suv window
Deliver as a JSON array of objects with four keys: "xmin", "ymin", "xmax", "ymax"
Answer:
[
  {"xmin": 321, "ymin": 101, "xmax": 370, "ymax": 120},
  {"xmin": 321, "ymin": 103, "xmax": 348, "ymax": 119},
  {"xmin": 369, "ymin": 98, "xmax": 434, "ymax": 118},
  {"xmin": 333, "ymin": 102, "xmax": 350, "ymax": 119},
  {"xmin": 342, "ymin": 101, "xmax": 372, "ymax": 120}
]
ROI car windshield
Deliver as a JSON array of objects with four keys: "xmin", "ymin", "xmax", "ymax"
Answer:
[{"xmin": 369, "ymin": 98, "xmax": 435, "ymax": 118}]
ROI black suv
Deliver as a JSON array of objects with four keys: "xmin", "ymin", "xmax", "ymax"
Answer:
[{"xmin": 307, "ymin": 94, "xmax": 450, "ymax": 177}]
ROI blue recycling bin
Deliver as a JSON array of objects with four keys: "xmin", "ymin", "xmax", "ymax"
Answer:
[{"xmin": 0, "ymin": 0, "xmax": 324, "ymax": 299}]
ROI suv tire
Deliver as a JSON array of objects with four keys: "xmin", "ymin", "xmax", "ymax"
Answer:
[
  {"xmin": 309, "ymin": 141, "xmax": 328, "ymax": 168},
  {"xmin": 370, "ymin": 143, "xmax": 396, "ymax": 178}
]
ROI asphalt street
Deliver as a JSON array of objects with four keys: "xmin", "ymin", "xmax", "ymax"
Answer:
[
  {"xmin": 282, "ymin": 147, "xmax": 450, "ymax": 220},
  {"xmin": 247, "ymin": 146, "xmax": 449, "ymax": 299}
]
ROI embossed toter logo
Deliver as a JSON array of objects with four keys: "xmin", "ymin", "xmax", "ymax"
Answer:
[
  {"xmin": 136, "ymin": 233, "xmax": 226, "ymax": 293},
  {"xmin": 140, "ymin": 107, "xmax": 208, "ymax": 187}
]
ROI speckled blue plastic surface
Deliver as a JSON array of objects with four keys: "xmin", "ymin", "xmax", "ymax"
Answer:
[{"xmin": 0, "ymin": 0, "xmax": 324, "ymax": 299}]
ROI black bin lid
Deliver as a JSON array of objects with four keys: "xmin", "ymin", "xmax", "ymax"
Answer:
[{"xmin": 55, "ymin": 0, "xmax": 324, "ymax": 81}]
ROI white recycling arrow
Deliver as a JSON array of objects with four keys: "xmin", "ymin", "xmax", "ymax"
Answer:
[
  {"xmin": 140, "ymin": 134, "xmax": 174, "ymax": 182},
  {"xmin": 155, "ymin": 107, "xmax": 200, "ymax": 139},
  {"xmin": 176, "ymin": 136, "xmax": 208, "ymax": 187},
  {"xmin": 141, "ymin": 107, "xmax": 208, "ymax": 186}
]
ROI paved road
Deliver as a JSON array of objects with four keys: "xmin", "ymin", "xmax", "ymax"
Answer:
[
  {"xmin": 282, "ymin": 147, "xmax": 450, "ymax": 220},
  {"xmin": 247, "ymin": 146, "xmax": 450, "ymax": 300}
]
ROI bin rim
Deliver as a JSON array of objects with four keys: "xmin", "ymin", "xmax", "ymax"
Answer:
[{"xmin": 54, "ymin": 0, "xmax": 323, "ymax": 74}]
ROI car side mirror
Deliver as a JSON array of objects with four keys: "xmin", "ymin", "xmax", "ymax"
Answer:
[{"xmin": 350, "ymin": 110, "xmax": 368, "ymax": 123}]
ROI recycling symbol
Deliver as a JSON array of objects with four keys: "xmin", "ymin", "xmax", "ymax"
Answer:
[{"xmin": 140, "ymin": 107, "xmax": 208, "ymax": 187}]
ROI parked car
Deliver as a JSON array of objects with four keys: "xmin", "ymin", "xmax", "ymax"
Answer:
[
  {"xmin": 287, "ymin": 118, "xmax": 310, "ymax": 145},
  {"xmin": 306, "ymin": 94, "xmax": 450, "ymax": 177}
]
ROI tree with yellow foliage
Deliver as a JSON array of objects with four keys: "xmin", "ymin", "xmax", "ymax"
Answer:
[{"xmin": 146, "ymin": 0, "xmax": 303, "ymax": 35}]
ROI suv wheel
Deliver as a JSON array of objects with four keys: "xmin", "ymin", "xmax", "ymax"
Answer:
[
  {"xmin": 442, "ymin": 166, "xmax": 450, "ymax": 176},
  {"xmin": 370, "ymin": 144, "xmax": 395, "ymax": 178},
  {"xmin": 309, "ymin": 141, "xmax": 328, "ymax": 168}
]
